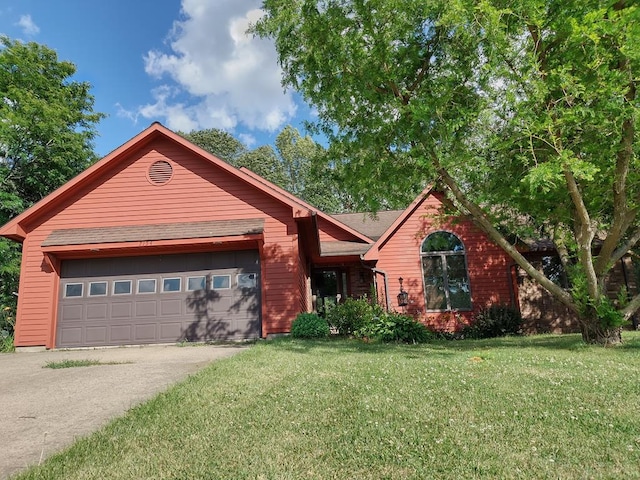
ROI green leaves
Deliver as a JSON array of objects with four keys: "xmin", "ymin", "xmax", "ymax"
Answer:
[
  {"xmin": 0, "ymin": 36, "xmax": 104, "ymax": 324},
  {"xmin": 257, "ymin": 0, "xmax": 640, "ymax": 340}
]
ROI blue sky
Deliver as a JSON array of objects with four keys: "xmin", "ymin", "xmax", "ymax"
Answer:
[{"xmin": 0, "ymin": 0, "xmax": 314, "ymax": 157}]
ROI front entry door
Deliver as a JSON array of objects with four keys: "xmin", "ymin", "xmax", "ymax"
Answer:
[{"xmin": 312, "ymin": 269, "xmax": 348, "ymax": 315}]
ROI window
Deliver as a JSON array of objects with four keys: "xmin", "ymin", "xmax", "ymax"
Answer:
[
  {"xmin": 64, "ymin": 283, "xmax": 83, "ymax": 298},
  {"xmin": 137, "ymin": 279, "xmax": 157, "ymax": 294},
  {"xmin": 162, "ymin": 277, "xmax": 181, "ymax": 292},
  {"xmin": 212, "ymin": 275, "xmax": 230, "ymax": 290},
  {"xmin": 113, "ymin": 280, "xmax": 132, "ymax": 295},
  {"xmin": 187, "ymin": 276, "xmax": 206, "ymax": 291},
  {"xmin": 237, "ymin": 273, "xmax": 257, "ymax": 289},
  {"xmin": 421, "ymin": 232, "xmax": 471, "ymax": 311},
  {"xmin": 89, "ymin": 281, "xmax": 107, "ymax": 296}
]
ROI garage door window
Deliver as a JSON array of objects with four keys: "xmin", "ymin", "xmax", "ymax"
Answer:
[
  {"xmin": 138, "ymin": 279, "xmax": 157, "ymax": 294},
  {"xmin": 89, "ymin": 281, "xmax": 107, "ymax": 296},
  {"xmin": 187, "ymin": 276, "xmax": 206, "ymax": 291},
  {"xmin": 113, "ymin": 280, "xmax": 132, "ymax": 295},
  {"xmin": 65, "ymin": 283, "xmax": 83, "ymax": 298},
  {"xmin": 237, "ymin": 273, "xmax": 257, "ymax": 288},
  {"xmin": 212, "ymin": 275, "xmax": 230, "ymax": 290},
  {"xmin": 163, "ymin": 277, "xmax": 182, "ymax": 292}
]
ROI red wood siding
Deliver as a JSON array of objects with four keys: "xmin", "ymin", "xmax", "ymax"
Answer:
[
  {"xmin": 375, "ymin": 193, "xmax": 514, "ymax": 331},
  {"xmin": 14, "ymin": 139, "xmax": 301, "ymax": 347}
]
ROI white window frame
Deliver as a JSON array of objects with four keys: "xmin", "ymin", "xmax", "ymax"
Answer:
[
  {"xmin": 137, "ymin": 278, "xmax": 157, "ymax": 294},
  {"xmin": 64, "ymin": 283, "xmax": 84, "ymax": 298},
  {"xmin": 186, "ymin": 275, "xmax": 207, "ymax": 292},
  {"xmin": 162, "ymin": 277, "xmax": 182, "ymax": 293},
  {"xmin": 112, "ymin": 280, "xmax": 132, "ymax": 295},
  {"xmin": 88, "ymin": 281, "xmax": 108, "ymax": 297},
  {"xmin": 211, "ymin": 274, "xmax": 231, "ymax": 290}
]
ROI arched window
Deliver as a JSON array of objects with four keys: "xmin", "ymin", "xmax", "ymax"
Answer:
[{"xmin": 421, "ymin": 231, "xmax": 472, "ymax": 311}]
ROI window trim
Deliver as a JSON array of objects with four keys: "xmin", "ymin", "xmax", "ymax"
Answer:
[
  {"xmin": 64, "ymin": 282, "xmax": 84, "ymax": 298},
  {"xmin": 88, "ymin": 281, "xmax": 108, "ymax": 297},
  {"xmin": 237, "ymin": 273, "xmax": 258, "ymax": 289},
  {"xmin": 112, "ymin": 280, "xmax": 132, "ymax": 296},
  {"xmin": 211, "ymin": 274, "xmax": 231, "ymax": 290},
  {"xmin": 186, "ymin": 275, "xmax": 207, "ymax": 292},
  {"xmin": 162, "ymin": 277, "xmax": 182, "ymax": 293},
  {"xmin": 137, "ymin": 278, "xmax": 157, "ymax": 294},
  {"xmin": 420, "ymin": 231, "xmax": 472, "ymax": 312}
]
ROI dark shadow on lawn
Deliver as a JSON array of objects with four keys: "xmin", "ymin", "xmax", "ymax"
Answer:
[{"xmin": 269, "ymin": 332, "xmax": 640, "ymax": 355}]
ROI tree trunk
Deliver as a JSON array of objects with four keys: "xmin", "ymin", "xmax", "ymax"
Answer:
[{"xmin": 578, "ymin": 314, "xmax": 623, "ymax": 346}]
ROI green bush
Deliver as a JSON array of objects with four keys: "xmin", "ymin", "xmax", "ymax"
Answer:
[
  {"xmin": 291, "ymin": 313, "xmax": 330, "ymax": 339},
  {"xmin": 0, "ymin": 306, "xmax": 15, "ymax": 353},
  {"xmin": 463, "ymin": 304, "xmax": 523, "ymax": 339},
  {"xmin": 326, "ymin": 297, "xmax": 383, "ymax": 336},
  {"xmin": 358, "ymin": 312, "xmax": 433, "ymax": 343}
]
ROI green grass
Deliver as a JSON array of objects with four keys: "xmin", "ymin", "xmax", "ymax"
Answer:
[
  {"xmin": 0, "ymin": 333, "xmax": 14, "ymax": 353},
  {"xmin": 43, "ymin": 359, "xmax": 129, "ymax": 369},
  {"xmin": 16, "ymin": 333, "xmax": 640, "ymax": 479}
]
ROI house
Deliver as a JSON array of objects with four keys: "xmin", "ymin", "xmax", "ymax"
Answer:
[{"xmin": 0, "ymin": 122, "xmax": 605, "ymax": 349}]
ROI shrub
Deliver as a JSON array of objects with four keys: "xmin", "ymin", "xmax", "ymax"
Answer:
[
  {"xmin": 0, "ymin": 306, "xmax": 15, "ymax": 353},
  {"xmin": 290, "ymin": 313, "xmax": 330, "ymax": 339},
  {"xmin": 326, "ymin": 297, "xmax": 383, "ymax": 336},
  {"xmin": 358, "ymin": 312, "xmax": 433, "ymax": 343},
  {"xmin": 463, "ymin": 304, "xmax": 523, "ymax": 339}
]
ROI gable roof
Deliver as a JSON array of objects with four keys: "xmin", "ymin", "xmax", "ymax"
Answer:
[
  {"xmin": 239, "ymin": 167, "xmax": 372, "ymax": 245},
  {"xmin": 0, "ymin": 123, "xmax": 318, "ymax": 242},
  {"xmin": 362, "ymin": 184, "xmax": 435, "ymax": 261},
  {"xmin": 331, "ymin": 210, "xmax": 404, "ymax": 241}
]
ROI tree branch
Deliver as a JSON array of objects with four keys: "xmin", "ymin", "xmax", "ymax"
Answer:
[
  {"xmin": 563, "ymin": 164, "xmax": 600, "ymax": 300},
  {"xmin": 609, "ymin": 225, "xmax": 640, "ymax": 267},
  {"xmin": 432, "ymin": 151, "xmax": 576, "ymax": 309},
  {"xmin": 622, "ymin": 291, "xmax": 640, "ymax": 320},
  {"xmin": 594, "ymin": 49, "xmax": 636, "ymax": 275}
]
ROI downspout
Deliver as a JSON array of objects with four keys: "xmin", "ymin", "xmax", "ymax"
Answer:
[{"xmin": 360, "ymin": 256, "xmax": 390, "ymax": 311}]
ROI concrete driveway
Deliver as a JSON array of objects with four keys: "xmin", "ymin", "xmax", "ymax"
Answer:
[{"xmin": 0, "ymin": 344, "xmax": 249, "ymax": 479}]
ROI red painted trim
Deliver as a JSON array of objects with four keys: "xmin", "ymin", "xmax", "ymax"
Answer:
[
  {"xmin": 46, "ymin": 254, "xmax": 61, "ymax": 349},
  {"xmin": 258, "ymin": 239, "xmax": 268, "ymax": 338}
]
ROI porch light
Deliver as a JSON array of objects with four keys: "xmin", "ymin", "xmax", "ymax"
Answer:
[{"xmin": 397, "ymin": 277, "xmax": 409, "ymax": 307}]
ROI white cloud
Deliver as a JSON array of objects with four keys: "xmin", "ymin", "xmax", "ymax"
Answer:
[
  {"xmin": 238, "ymin": 133, "xmax": 257, "ymax": 148},
  {"xmin": 16, "ymin": 14, "xmax": 39, "ymax": 36},
  {"xmin": 138, "ymin": 0, "xmax": 296, "ymax": 135}
]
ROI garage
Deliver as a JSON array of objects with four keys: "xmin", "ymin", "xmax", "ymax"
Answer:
[{"xmin": 56, "ymin": 250, "xmax": 261, "ymax": 347}]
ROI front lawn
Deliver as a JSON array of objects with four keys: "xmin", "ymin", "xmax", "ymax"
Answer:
[{"xmin": 16, "ymin": 333, "xmax": 640, "ymax": 479}]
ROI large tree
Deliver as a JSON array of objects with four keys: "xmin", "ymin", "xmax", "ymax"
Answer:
[
  {"xmin": 0, "ymin": 36, "xmax": 104, "ymax": 330},
  {"xmin": 255, "ymin": 0, "xmax": 639, "ymax": 344}
]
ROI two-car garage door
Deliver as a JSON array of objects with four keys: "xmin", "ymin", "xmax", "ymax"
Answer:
[{"xmin": 56, "ymin": 250, "xmax": 260, "ymax": 348}]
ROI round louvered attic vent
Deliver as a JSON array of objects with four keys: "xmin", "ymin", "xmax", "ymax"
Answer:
[{"xmin": 148, "ymin": 160, "xmax": 173, "ymax": 185}]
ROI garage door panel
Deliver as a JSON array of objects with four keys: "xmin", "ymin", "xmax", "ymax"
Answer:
[
  {"xmin": 59, "ymin": 327, "xmax": 82, "ymax": 345},
  {"xmin": 135, "ymin": 324, "xmax": 158, "ymax": 341},
  {"xmin": 160, "ymin": 322, "xmax": 183, "ymax": 339},
  {"xmin": 111, "ymin": 302, "xmax": 132, "ymax": 319},
  {"xmin": 86, "ymin": 303, "xmax": 108, "ymax": 320},
  {"xmin": 160, "ymin": 299, "xmax": 182, "ymax": 316},
  {"xmin": 60, "ymin": 304, "xmax": 83, "ymax": 322},
  {"xmin": 135, "ymin": 301, "xmax": 157, "ymax": 317},
  {"xmin": 57, "ymin": 251, "xmax": 261, "ymax": 347},
  {"xmin": 110, "ymin": 325, "xmax": 133, "ymax": 342},
  {"xmin": 86, "ymin": 326, "xmax": 108, "ymax": 343}
]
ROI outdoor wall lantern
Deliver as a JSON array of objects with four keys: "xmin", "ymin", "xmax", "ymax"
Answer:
[{"xmin": 397, "ymin": 277, "xmax": 409, "ymax": 307}]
